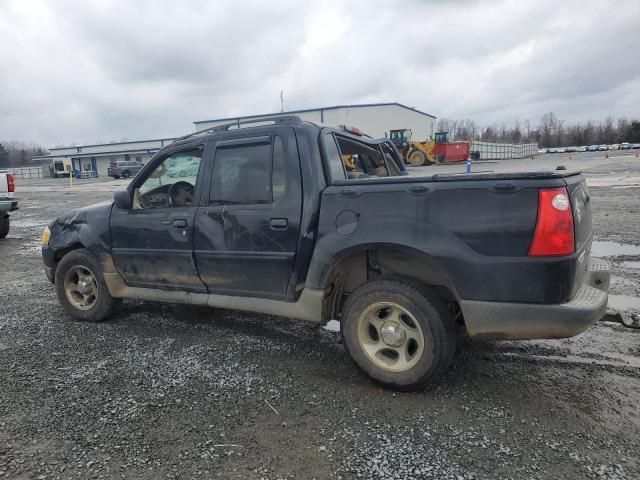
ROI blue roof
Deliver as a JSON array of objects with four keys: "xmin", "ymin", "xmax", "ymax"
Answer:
[{"xmin": 193, "ymin": 102, "xmax": 436, "ymax": 125}]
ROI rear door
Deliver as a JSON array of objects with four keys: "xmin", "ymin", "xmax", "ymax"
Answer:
[{"xmin": 194, "ymin": 127, "xmax": 302, "ymax": 299}]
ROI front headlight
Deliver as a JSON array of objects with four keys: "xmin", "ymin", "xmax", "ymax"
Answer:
[{"xmin": 41, "ymin": 226, "xmax": 51, "ymax": 245}]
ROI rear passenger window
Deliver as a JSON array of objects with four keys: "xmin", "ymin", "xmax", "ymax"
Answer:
[{"xmin": 210, "ymin": 143, "xmax": 272, "ymax": 205}]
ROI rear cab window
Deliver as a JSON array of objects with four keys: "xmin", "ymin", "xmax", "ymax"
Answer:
[{"xmin": 322, "ymin": 132, "xmax": 402, "ymax": 182}]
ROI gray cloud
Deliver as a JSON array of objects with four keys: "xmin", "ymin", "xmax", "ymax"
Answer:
[{"xmin": 1, "ymin": 0, "xmax": 639, "ymax": 146}]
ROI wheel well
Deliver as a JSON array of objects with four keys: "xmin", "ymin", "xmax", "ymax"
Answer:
[
  {"xmin": 54, "ymin": 243, "xmax": 85, "ymax": 262},
  {"xmin": 321, "ymin": 248, "xmax": 461, "ymax": 324}
]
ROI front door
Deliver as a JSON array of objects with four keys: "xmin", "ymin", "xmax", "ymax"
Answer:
[
  {"xmin": 110, "ymin": 145, "xmax": 207, "ymax": 292},
  {"xmin": 194, "ymin": 129, "xmax": 302, "ymax": 299}
]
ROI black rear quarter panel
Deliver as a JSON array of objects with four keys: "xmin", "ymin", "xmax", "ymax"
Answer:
[{"xmin": 306, "ymin": 172, "xmax": 589, "ymax": 304}]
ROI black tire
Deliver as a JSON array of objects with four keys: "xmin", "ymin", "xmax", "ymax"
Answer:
[
  {"xmin": 113, "ymin": 175, "xmax": 120, "ymax": 180},
  {"xmin": 54, "ymin": 249, "xmax": 120, "ymax": 322},
  {"xmin": 436, "ymin": 154, "xmax": 446, "ymax": 164},
  {"xmin": 407, "ymin": 150, "xmax": 426, "ymax": 167},
  {"xmin": 0, "ymin": 215, "xmax": 9, "ymax": 239},
  {"xmin": 121, "ymin": 170, "xmax": 130, "ymax": 179},
  {"xmin": 341, "ymin": 277, "xmax": 457, "ymax": 391}
]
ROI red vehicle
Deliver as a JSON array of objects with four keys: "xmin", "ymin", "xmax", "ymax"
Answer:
[{"xmin": 431, "ymin": 132, "xmax": 472, "ymax": 163}]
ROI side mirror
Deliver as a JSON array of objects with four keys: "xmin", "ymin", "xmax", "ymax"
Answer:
[{"xmin": 114, "ymin": 190, "xmax": 133, "ymax": 210}]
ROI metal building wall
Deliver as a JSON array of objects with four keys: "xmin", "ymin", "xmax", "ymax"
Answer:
[
  {"xmin": 194, "ymin": 105, "xmax": 435, "ymax": 141},
  {"xmin": 319, "ymin": 105, "xmax": 434, "ymax": 140}
]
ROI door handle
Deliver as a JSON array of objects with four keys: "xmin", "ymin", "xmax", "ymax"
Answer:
[
  {"xmin": 172, "ymin": 219, "xmax": 187, "ymax": 229},
  {"xmin": 270, "ymin": 218, "xmax": 288, "ymax": 230},
  {"xmin": 340, "ymin": 188, "xmax": 359, "ymax": 197},
  {"xmin": 408, "ymin": 185, "xmax": 430, "ymax": 194}
]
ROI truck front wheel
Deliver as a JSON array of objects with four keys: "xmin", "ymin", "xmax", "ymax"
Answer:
[
  {"xmin": 341, "ymin": 278, "xmax": 457, "ymax": 391},
  {"xmin": 55, "ymin": 249, "xmax": 120, "ymax": 322},
  {"xmin": 0, "ymin": 215, "xmax": 9, "ymax": 238}
]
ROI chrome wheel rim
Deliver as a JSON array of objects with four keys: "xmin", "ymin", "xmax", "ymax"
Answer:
[
  {"xmin": 356, "ymin": 302, "xmax": 425, "ymax": 372},
  {"xmin": 64, "ymin": 265, "xmax": 98, "ymax": 310}
]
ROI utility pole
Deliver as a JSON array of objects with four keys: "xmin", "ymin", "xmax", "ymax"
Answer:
[{"xmin": 280, "ymin": 90, "xmax": 284, "ymax": 113}]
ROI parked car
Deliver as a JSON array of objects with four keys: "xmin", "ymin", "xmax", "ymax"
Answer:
[
  {"xmin": 547, "ymin": 148, "xmax": 557, "ymax": 153},
  {"xmin": 556, "ymin": 147, "xmax": 567, "ymax": 153},
  {"xmin": 565, "ymin": 146, "xmax": 577, "ymax": 153},
  {"xmin": 587, "ymin": 145, "xmax": 599, "ymax": 151},
  {"xmin": 107, "ymin": 160, "xmax": 145, "ymax": 179},
  {"xmin": 577, "ymin": 146, "xmax": 587, "ymax": 152},
  {"xmin": 0, "ymin": 171, "xmax": 18, "ymax": 238},
  {"xmin": 632, "ymin": 144, "xmax": 640, "ymax": 149},
  {"xmin": 41, "ymin": 115, "xmax": 610, "ymax": 391},
  {"xmin": 619, "ymin": 142, "xmax": 631, "ymax": 150},
  {"xmin": 609, "ymin": 144, "xmax": 619, "ymax": 150},
  {"xmin": 598, "ymin": 144, "xmax": 608, "ymax": 151},
  {"xmin": 538, "ymin": 148, "xmax": 548, "ymax": 154}
]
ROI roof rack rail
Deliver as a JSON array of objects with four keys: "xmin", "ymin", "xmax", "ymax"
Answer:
[{"xmin": 171, "ymin": 115, "xmax": 303, "ymax": 145}]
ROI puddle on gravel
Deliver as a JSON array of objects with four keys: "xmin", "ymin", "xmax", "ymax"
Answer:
[
  {"xmin": 591, "ymin": 241, "xmax": 640, "ymax": 257},
  {"xmin": 608, "ymin": 294, "xmax": 640, "ymax": 312},
  {"xmin": 620, "ymin": 261, "xmax": 640, "ymax": 269},
  {"xmin": 502, "ymin": 352, "xmax": 640, "ymax": 369},
  {"xmin": 323, "ymin": 320, "xmax": 341, "ymax": 332}
]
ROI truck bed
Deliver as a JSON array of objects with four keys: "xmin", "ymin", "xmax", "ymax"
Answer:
[{"xmin": 318, "ymin": 170, "xmax": 592, "ymax": 305}]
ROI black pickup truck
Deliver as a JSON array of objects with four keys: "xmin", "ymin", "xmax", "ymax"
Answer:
[{"xmin": 41, "ymin": 116, "xmax": 610, "ymax": 390}]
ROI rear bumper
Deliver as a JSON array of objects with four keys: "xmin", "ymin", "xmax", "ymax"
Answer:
[
  {"xmin": 461, "ymin": 257, "xmax": 610, "ymax": 340},
  {"xmin": 0, "ymin": 199, "xmax": 18, "ymax": 214}
]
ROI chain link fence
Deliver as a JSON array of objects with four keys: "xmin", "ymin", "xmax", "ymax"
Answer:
[
  {"xmin": 471, "ymin": 142, "xmax": 538, "ymax": 160},
  {"xmin": 8, "ymin": 166, "xmax": 46, "ymax": 179}
]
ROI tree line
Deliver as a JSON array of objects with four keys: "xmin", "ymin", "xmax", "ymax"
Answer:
[
  {"xmin": 436, "ymin": 113, "xmax": 640, "ymax": 148},
  {"xmin": 0, "ymin": 141, "xmax": 48, "ymax": 169}
]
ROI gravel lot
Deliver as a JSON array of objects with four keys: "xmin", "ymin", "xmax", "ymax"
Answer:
[{"xmin": 1, "ymin": 151, "xmax": 639, "ymax": 479}]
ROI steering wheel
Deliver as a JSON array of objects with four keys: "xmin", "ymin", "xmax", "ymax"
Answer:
[{"xmin": 168, "ymin": 181, "xmax": 195, "ymax": 207}]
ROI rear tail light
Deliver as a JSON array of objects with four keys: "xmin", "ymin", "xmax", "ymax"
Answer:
[
  {"xmin": 7, "ymin": 174, "xmax": 15, "ymax": 193},
  {"xmin": 528, "ymin": 187, "xmax": 574, "ymax": 256}
]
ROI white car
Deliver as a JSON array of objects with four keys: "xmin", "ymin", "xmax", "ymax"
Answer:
[
  {"xmin": 538, "ymin": 148, "xmax": 548, "ymax": 154},
  {"xmin": 577, "ymin": 146, "xmax": 587, "ymax": 152},
  {"xmin": 609, "ymin": 144, "xmax": 619, "ymax": 150},
  {"xmin": 556, "ymin": 147, "xmax": 567, "ymax": 153},
  {"xmin": 598, "ymin": 144, "xmax": 608, "ymax": 151}
]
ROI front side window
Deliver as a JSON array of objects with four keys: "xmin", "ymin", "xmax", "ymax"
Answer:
[
  {"xmin": 210, "ymin": 143, "xmax": 271, "ymax": 205},
  {"xmin": 137, "ymin": 148, "xmax": 202, "ymax": 208}
]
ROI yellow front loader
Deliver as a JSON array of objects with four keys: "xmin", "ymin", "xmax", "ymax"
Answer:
[{"xmin": 389, "ymin": 129, "xmax": 436, "ymax": 166}]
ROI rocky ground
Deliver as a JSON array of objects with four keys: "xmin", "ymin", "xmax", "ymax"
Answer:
[{"xmin": 1, "ymin": 153, "xmax": 639, "ymax": 479}]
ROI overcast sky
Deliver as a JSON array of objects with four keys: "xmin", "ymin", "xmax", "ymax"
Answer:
[{"xmin": 1, "ymin": 0, "xmax": 639, "ymax": 146}]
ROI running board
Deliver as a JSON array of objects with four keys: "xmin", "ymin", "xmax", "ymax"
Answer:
[{"xmin": 103, "ymin": 272, "xmax": 323, "ymax": 323}]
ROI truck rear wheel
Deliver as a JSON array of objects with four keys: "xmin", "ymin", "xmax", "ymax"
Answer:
[
  {"xmin": 341, "ymin": 277, "xmax": 457, "ymax": 391},
  {"xmin": 0, "ymin": 215, "xmax": 9, "ymax": 238},
  {"xmin": 55, "ymin": 249, "xmax": 120, "ymax": 322},
  {"xmin": 408, "ymin": 150, "xmax": 427, "ymax": 167}
]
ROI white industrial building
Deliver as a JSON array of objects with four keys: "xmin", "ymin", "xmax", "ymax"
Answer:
[
  {"xmin": 32, "ymin": 138, "xmax": 176, "ymax": 177},
  {"xmin": 194, "ymin": 103, "xmax": 436, "ymax": 140},
  {"xmin": 33, "ymin": 103, "xmax": 436, "ymax": 177}
]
